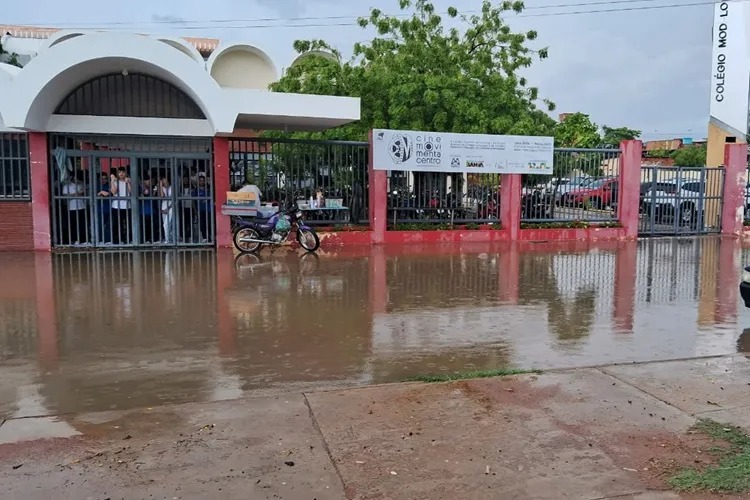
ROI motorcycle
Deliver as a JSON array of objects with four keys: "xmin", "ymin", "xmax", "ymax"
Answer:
[{"xmin": 232, "ymin": 205, "xmax": 320, "ymax": 254}]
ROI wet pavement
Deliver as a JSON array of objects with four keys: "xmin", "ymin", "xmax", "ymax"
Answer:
[
  {"xmin": 4, "ymin": 356, "xmax": 750, "ymax": 499},
  {"xmin": 1, "ymin": 236, "xmax": 749, "ymax": 419}
]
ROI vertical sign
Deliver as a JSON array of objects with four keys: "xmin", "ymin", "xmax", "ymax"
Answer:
[{"xmin": 710, "ymin": 1, "xmax": 750, "ymax": 138}]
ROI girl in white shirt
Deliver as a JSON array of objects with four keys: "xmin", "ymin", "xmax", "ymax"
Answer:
[
  {"xmin": 110, "ymin": 168, "xmax": 132, "ymax": 244},
  {"xmin": 160, "ymin": 175, "xmax": 174, "ymax": 244}
]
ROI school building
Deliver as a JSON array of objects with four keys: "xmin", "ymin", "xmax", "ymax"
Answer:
[{"xmin": 0, "ymin": 26, "xmax": 360, "ymax": 250}]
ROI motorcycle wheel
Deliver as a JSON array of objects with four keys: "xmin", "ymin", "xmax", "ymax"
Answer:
[
  {"xmin": 297, "ymin": 228, "xmax": 320, "ymax": 252},
  {"xmin": 233, "ymin": 228, "xmax": 262, "ymax": 254}
]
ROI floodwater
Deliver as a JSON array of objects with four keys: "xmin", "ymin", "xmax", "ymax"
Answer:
[{"xmin": 1, "ymin": 237, "xmax": 750, "ymax": 419}]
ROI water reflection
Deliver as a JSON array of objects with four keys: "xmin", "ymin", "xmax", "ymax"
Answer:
[{"xmin": 0, "ymin": 236, "xmax": 747, "ymax": 418}]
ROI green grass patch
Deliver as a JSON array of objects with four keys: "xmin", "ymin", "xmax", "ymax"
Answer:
[
  {"xmin": 405, "ymin": 368, "xmax": 541, "ymax": 383},
  {"xmin": 669, "ymin": 419, "xmax": 750, "ymax": 493}
]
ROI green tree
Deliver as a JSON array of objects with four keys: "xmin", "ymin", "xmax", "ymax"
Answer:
[
  {"xmin": 553, "ymin": 112, "xmax": 601, "ymax": 149},
  {"xmin": 601, "ymin": 125, "xmax": 641, "ymax": 148},
  {"xmin": 0, "ymin": 40, "xmax": 21, "ymax": 68},
  {"xmin": 270, "ymin": 0, "xmax": 557, "ymax": 141},
  {"xmin": 671, "ymin": 144, "xmax": 707, "ymax": 167}
]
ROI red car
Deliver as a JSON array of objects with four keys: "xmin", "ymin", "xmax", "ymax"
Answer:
[{"xmin": 564, "ymin": 177, "xmax": 617, "ymax": 210}]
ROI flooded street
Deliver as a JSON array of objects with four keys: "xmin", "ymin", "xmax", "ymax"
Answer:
[{"xmin": 1, "ymin": 237, "xmax": 749, "ymax": 419}]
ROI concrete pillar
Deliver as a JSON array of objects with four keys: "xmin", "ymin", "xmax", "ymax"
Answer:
[
  {"xmin": 368, "ymin": 130, "xmax": 388, "ymax": 243},
  {"xmin": 28, "ymin": 132, "xmax": 51, "ymax": 251},
  {"xmin": 500, "ymin": 174, "xmax": 521, "ymax": 240},
  {"xmin": 213, "ymin": 137, "xmax": 231, "ymax": 248},
  {"xmin": 618, "ymin": 140, "xmax": 643, "ymax": 239},
  {"xmin": 721, "ymin": 143, "xmax": 748, "ymax": 236}
]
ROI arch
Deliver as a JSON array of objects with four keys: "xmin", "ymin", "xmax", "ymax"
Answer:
[
  {"xmin": 157, "ymin": 37, "xmax": 205, "ymax": 64},
  {"xmin": 55, "ymin": 72, "xmax": 206, "ymax": 119},
  {"xmin": 290, "ymin": 50, "xmax": 339, "ymax": 69},
  {"xmin": 6, "ymin": 32, "xmax": 233, "ymax": 131},
  {"xmin": 207, "ymin": 42, "xmax": 277, "ymax": 90},
  {"xmin": 45, "ymin": 30, "xmax": 85, "ymax": 48}
]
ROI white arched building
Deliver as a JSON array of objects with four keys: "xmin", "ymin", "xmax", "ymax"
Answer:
[{"xmin": 0, "ymin": 26, "xmax": 359, "ymax": 250}]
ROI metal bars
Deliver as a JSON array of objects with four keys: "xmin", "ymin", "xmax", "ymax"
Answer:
[
  {"xmin": 638, "ymin": 166, "xmax": 724, "ymax": 236},
  {"xmin": 228, "ymin": 137, "xmax": 370, "ymax": 226},
  {"xmin": 0, "ymin": 133, "xmax": 30, "ymax": 200},
  {"xmin": 55, "ymin": 73, "xmax": 206, "ymax": 120},
  {"xmin": 49, "ymin": 134, "xmax": 214, "ymax": 249},
  {"xmin": 521, "ymin": 148, "xmax": 621, "ymax": 223}
]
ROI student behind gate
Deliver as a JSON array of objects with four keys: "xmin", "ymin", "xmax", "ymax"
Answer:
[
  {"xmin": 160, "ymin": 174, "xmax": 175, "ymax": 244},
  {"xmin": 62, "ymin": 171, "xmax": 88, "ymax": 244},
  {"xmin": 140, "ymin": 175, "xmax": 159, "ymax": 244},
  {"xmin": 193, "ymin": 174, "xmax": 211, "ymax": 242},
  {"xmin": 110, "ymin": 167, "xmax": 132, "ymax": 244},
  {"xmin": 97, "ymin": 171, "xmax": 112, "ymax": 244}
]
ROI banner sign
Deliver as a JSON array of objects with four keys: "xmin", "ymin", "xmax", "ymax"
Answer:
[
  {"xmin": 372, "ymin": 128, "xmax": 554, "ymax": 175},
  {"xmin": 710, "ymin": 1, "xmax": 750, "ymax": 138}
]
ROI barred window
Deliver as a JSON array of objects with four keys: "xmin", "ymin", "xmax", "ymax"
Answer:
[{"xmin": 0, "ymin": 133, "xmax": 30, "ymax": 200}]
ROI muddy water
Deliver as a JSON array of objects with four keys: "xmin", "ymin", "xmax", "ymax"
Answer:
[{"xmin": 1, "ymin": 237, "xmax": 749, "ymax": 418}]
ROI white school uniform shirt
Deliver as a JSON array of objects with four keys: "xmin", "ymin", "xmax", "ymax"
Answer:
[
  {"xmin": 112, "ymin": 180, "xmax": 131, "ymax": 210},
  {"xmin": 161, "ymin": 186, "xmax": 173, "ymax": 212},
  {"xmin": 63, "ymin": 182, "xmax": 85, "ymax": 211}
]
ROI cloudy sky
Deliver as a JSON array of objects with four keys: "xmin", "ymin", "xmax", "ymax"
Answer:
[{"xmin": 4, "ymin": 0, "xmax": 713, "ymax": 140}]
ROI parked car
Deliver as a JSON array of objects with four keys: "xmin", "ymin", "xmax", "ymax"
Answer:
[
  {"xmin": 550, "ymin": 176, "xmax": 593, "ymax": 203},
  {"xmin": 641, "ymin": 178, "xmax": 703, "ymax": 227},
  {"xmin": 563, "ymin": 177, "xmax": 617, "ymax": 209},
  {"xmin": 740, "ymin": 266, "xmax": 750, "ymax": 308}
]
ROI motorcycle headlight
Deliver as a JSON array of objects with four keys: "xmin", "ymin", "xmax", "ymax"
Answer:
[
  {"xmin": 743, "ymin": 268, "xmax": 750, "ymax": 283},
  {"xmin": 296, "ymin": 211, "xmax": 303, "ymax": 219}
]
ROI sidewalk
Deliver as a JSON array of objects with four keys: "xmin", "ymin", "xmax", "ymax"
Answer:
[{"xmin": 2, "ymin": 355, "xmax": 750, "ymax": 499}]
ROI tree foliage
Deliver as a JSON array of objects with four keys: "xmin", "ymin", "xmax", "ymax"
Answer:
[
  {"xmin": 554, "ymin": 113, "xmax": 640, "ymax": 149},
  {"xmin": 554, "ymin": 113, "xmax": 600, "ymax": 149},
  {"xmin": 270, "ymin": 0, "xmax": 557, "ymax": 141},
  {"xmin": 671, "ymin": 144, "xmax": 707, "ymax": 167},
  {"xmin": 601, "ymin": 125, "xmax": 641, "ymax": 148},
  {"xmin": 0, "ymin": 40, "xmax": 21, "ymax": 68}
]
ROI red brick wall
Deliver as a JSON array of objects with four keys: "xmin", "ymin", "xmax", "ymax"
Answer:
[{"xmin": 0, "ymin": 202, "xmax": 34, "ymax": 251}]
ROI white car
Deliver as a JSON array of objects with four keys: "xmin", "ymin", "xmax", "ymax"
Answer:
[{"xmin": 641, "ymin": 178, "xmax": 703, "ymax": 226}]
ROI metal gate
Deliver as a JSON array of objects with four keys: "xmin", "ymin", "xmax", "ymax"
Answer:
[
  {"xmin": 49, "ymin": 134, "xmax": 214, "ymax": 249},
  {"xmin": 638, "ymin": 166, "xmax": 724, "ymax": 236},
  {"xmin": 228, "ymin": 137, "xmax": 369, "ymax": 226}
]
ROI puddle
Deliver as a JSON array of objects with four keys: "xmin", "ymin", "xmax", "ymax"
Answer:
[{"xmin": 0, "ymin": 237, "xmax": 748, "ymax": 418}]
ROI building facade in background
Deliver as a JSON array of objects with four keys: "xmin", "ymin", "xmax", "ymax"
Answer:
[{"xmin": 0, "ymin": 26, "xmax": 360, "ymax": 250}]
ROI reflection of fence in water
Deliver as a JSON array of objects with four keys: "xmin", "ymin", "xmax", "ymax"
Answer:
[
  {"xmin": 0, "ymin": 300, "xmax": 37, "ymax": 360},
  {"xmin": 52, "ymin": 251, "xmax": 218, "ymax": 355},
  {"xmin": 635, "ymin": 239, "xmax": 704, "ymax": 304}
]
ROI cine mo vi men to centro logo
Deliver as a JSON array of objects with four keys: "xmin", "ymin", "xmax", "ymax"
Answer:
[{"xmin": 388, "ymin": 134, "xmax": 414, "ymax": 164}]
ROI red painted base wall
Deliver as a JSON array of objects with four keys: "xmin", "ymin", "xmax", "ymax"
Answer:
[{"xmin": 0, "ymin": 202, "xmax": 34, "ymax": 251}]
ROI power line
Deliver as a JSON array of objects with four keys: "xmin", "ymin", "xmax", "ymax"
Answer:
[{"xmin": 10, "ymin": 0, "xmax": 718, "ymax": 30}]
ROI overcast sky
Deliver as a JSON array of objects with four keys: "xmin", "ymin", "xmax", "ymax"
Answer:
[{"xmin": 4, "ymin": 0, "xmax": 713, "ymax": 140}]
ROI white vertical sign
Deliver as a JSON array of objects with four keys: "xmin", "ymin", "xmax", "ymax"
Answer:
[{"xmin": 710, "ymin": 1, "xmax": 750, "ymax": 138}]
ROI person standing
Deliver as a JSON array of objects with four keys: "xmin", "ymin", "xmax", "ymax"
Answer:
[
  {"xmin": 179, "ymin": 176, "xmax": 194, "ymax": 242},
  {"xmin": 97, "ymin": 172, "xmax": 112, "ymax": 244},
  {"xmin": 62, "ymin": 172, "xmax": 88, "ymax": 244},
  {"xmin": 110, "ymin": 167, "xmax": 132, "ymax": 244},
  {"xmin": 140, "ymin": 175, "xmax": 158, "ymax": 244},
  {"xmin": 160, "ymin": 174, "xmax": 175, "ymax": 244},
  {"xmin": 193, "ymin": 174, "xmax": 212, "ymax": 242}
]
